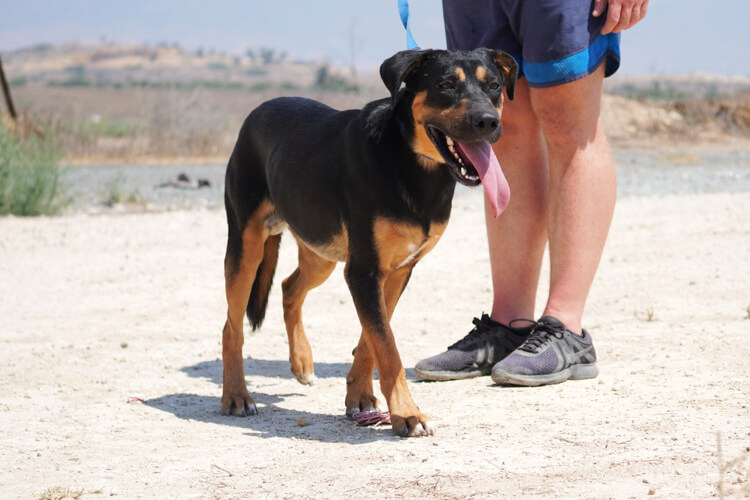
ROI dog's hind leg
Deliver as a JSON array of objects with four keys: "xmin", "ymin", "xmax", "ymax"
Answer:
[
  {"xmin": 345, "ymin": 265, "xmax": 413, "ymax": 416},
  {"xmin": 281, "ymin": 237, "xmax": 336, "ymax": 385},
  {"xmin": 221, "ymin": 206, "xmax": 271, "ymax": 417}
]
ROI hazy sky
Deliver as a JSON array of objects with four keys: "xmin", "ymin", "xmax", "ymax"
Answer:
[{"xmin": 1, "ymin": 0, "xmax": 748, "ymax": 76}]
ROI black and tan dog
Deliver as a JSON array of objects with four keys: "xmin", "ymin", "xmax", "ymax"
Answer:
[{"xmin": 221, "ymin": 48, "xmax": 517, "ymax": 437}]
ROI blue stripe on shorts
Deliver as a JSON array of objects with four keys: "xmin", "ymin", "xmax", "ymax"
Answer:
[{"xmin": 513, "ymin": 33, "xmax": 620, "ymax": 88}]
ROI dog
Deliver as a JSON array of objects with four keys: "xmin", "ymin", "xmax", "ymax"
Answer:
[{"xmin": 220, "ymin": 48, "xmax": 517, "ymax": 437}]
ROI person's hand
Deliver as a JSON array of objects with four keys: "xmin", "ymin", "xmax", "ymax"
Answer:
[{"xmin": 592, "ymin": 0, "xmax": 649, "ymax": 34}]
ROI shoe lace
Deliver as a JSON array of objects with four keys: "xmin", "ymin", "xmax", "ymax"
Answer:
[
  {"xmin": 447, "ymin": 315, "xmax": 494, "ymax": 350},
  {"xmin": 518, "ymin": 320, "xmax": 565, "ymax": 353}
]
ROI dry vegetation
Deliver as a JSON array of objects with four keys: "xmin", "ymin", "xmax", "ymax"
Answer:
[{"xmin": 3, "ymin": 41, "xmax": 750, "ymax": 162}]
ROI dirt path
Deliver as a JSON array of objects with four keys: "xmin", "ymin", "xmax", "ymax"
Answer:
[{"xmin": 1, "ymin": 166, "xmax": 749, "ymax": 498}]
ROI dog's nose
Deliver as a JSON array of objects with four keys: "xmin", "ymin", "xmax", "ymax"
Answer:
[{"xmin": 471, "ymin": 111, "xmax": 499, "ymax": 131}]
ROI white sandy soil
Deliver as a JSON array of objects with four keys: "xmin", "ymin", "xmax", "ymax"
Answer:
[{"xmin": 1, "ymin": 164, "xmax": 749, "ymax": 499}]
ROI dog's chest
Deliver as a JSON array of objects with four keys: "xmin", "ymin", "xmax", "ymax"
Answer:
[{"xmin": 373, "ymin": 218, "xmax": 447, "ymax": 271}]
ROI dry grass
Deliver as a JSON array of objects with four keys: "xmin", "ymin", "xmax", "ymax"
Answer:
[
  {"xmin": 38, "ymin": 486, "xmax": 103, "ymax": 500},
  {"xmin": 669, "ymin": 94, "xmax": 750, "ymax": 137},
  {"xmin": 717, "ymin": 432, "xmax": 750, "ymax": 499},
  {"xmin": 8, "ymin": 82, "xmax": 750, "ymax": 164},
  {"xmin": 12, "ymin": 85, "xmax": 378, "ymax": 162}
]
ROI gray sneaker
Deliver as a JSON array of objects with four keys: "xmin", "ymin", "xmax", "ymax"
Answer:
[
  {"xmin": 414, "ymin": 314, "xmax": 532, "ymax": 381},
  {"xmin": 491, "ymin": 315, "xmax": 599, "ymax": 386}
]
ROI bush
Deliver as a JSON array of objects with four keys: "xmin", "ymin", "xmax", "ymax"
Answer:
[{"xmin": 0, "ymin": 120, "xmax": 67, "ymax": 216}]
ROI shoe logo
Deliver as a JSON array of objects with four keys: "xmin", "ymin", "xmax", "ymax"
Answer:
[{"xmin": 567, "ymin": 345, "xmax": 593, "ymax": 365}]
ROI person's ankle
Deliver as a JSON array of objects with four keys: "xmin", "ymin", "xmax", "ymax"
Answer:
[{"xmin": 540, "ymin": 311, "xmax": 583, "ymax": 336}]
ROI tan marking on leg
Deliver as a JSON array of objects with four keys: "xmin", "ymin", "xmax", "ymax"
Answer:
[
  {"xmin": 346, "ymin": 334, "xmax": 379, "ymax": 415},
  {"xmin": 345, "ymin": 264, "xmax": 413, "ymax": 416},
  {"xmin": 344, "ymin": 256, "xmax": 434, "ymax": 436},
  {"xmin": 359, "ymin": 317, "xmax": 432, "ymax": 437},
  {"xmin": 350, "ymin": 220, "xmax": 447, "ymax": 435},
  {"xmin": 281, "ymin": 234, "xmax": 336, "ymax": 385},
  {"xmin": 222, "ymin": 201, "xmax": 277, "ymax": 416}
]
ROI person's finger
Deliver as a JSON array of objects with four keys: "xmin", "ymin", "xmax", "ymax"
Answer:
[
  {"xmin": 592, "ymin": 0, "xmax": 607, "ymax": 17},
  {"xmin": 601, "ymin": 2, "xmax": 621, "ymax": 34},
  {"xmin": 624, "ymin": 4, "xmax": 641, "ymax": 30},
  {"xmin": 613, "ymin": 4, "xmax": 633, "ymax": 32},
  {"xmin": 640, "ymin": 0, "xmax": 649, "ymax": 18},
  {"xmin": 617, "ymin": 0, "xmax": 649, "ymax": 32}
]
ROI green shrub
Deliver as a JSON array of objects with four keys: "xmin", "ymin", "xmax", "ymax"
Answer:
[{"xmin": 0, "ymin": 121, "xmax": 67, "ymax": 216}]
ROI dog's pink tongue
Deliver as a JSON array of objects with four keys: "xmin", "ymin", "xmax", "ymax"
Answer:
[{"xmin": 456, "ymin": 141, "xmax": 510, "ymax": 217}]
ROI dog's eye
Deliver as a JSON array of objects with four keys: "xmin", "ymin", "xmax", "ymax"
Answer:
[
  {"xmin": 438, "ymin": 81, "xmax": 455, "ymax": 90},
  {"xmin": 488, "ymin": 81, "xmax": 501, "ymax": 90}
]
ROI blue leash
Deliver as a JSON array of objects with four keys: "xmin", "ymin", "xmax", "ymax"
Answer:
[{"xmin": 398, "ymin": 0, "xmax": 419, "ymax": 49}]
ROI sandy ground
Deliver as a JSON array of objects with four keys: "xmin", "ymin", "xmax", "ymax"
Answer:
[{"xmin": 1, "ymin": 153, "xmax": 750, "ymax": 499}]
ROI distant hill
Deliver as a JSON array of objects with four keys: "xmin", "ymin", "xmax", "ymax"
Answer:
[
  {"xmin": 3, "ymin": 41, "xmax": 363, "ymax": 92},
  {"xmin": 5, "ymin": 41, "xmax": 750, "ymax": 99}
]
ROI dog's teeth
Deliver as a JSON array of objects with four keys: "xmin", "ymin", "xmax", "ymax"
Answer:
[
  {"xmin": 461, "ymin": 167, "xmax": 467, "ymax": 176},
  {"xmin": 448, "ymin": 145, "xmax": 456, "ymax": 153},
  {"xmin": 446, "ymin": 137, "xmax": 454, "ymax": 146},
  {"xmin": 458, "ymin": 158, "xmax": 464, "ymax": 165}
]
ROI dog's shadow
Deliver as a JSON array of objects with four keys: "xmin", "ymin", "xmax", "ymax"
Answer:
[
  {"xmin": 144, "ymin": 357, "xmax": 406, "ymax": 443},
  {"xmin": 180, "ymin": 357, "xmax": 352, "ymax": 385}
]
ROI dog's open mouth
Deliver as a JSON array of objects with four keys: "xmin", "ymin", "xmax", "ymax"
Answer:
[
  {"xmin": 426, "ymin": 125, "xmax": 511, "ymax": 218},
  {"xmin": 427, "ymin": 126, "xmax": 481, "ymax": 186}
]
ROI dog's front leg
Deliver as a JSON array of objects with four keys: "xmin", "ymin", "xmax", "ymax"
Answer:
[
  {"xmin": 345, "ymin": 265, "xmax": 413, "ymax": 417},
  {"xmin": 345, "ymin": 333, "xmax": 380, "ymax": 416},
  {"xmin": 344, "ymin": 263, "xmax": 434, "ymax": 437}
]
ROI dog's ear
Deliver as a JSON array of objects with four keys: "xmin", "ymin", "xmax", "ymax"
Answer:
[
  {"xmin": 380, "ymin": 49, "xmax": 434, "ymax": 107},
  {"xmin": 483, "ymin": 49, "xmax": 518, "ymax": 101}
]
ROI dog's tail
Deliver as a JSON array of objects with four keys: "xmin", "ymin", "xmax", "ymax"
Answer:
[{"xmin": 246, "ymin": 233, "xmax": 281, "ymax": 330}]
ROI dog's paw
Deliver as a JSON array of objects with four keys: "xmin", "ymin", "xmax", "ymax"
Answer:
[
  {"xmin": 345, "ymin": 393, "xmax": 381, "ymax": 417},
  {"xmin": 289, "ymin": 355, "xmax": 315, "ymax": 386},
  {"xmin": 391, "ymin": 414, "xmax": 435, "ymax": 437},
  {"xmin": 220, "ymin": 392, "xmax": 258, "ymax": 417},
  {"xmin": 294, "ymin": 371, "xmax": 316, "ymax": 386}
]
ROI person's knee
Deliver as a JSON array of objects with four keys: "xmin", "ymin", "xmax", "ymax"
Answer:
[
  {"xmin": 534, "ymin": 98, "xmax": 601, "ymax": 149},
  {"xmin": 497, "ymin": 80, "xmax": 538, "ymax": 139},
  {"xmin": 529, "ymin": 71, "xmax": 605, "ymax": 149}
]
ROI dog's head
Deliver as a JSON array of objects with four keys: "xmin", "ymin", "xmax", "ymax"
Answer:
[{"xmin": 379, "ymin": 48, "xmax": 517, "ymax": 188}]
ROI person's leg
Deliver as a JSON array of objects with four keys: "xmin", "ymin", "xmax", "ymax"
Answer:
[
  {"xmin": 529, "ymin": 64, "xmax": 616, "ymax": 335},
  {"xmin": 413, "ymin": 1, "xmax": 539, "ymax": 382},
  {"xmin": 490, "ymin": 65, "xmax": 611, "ymax": 386},
  {"xmin": 413, "ymin": 80, "xmax": 546, "ymax": 381},
  {"xmin": 485, "ymin": 79, "xmax": 548, "ymax": 326}
]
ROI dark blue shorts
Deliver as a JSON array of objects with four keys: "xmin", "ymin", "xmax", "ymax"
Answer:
[{"xmin": 442, "ymin": 0, "xmax": 621, "ymax": 88}]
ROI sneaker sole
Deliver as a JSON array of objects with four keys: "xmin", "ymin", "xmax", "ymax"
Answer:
[
  {"xmin": 490, "ymin": 363, "xmax": 599, "ymax": 387},
  {"xmin": 414, "ymin": 367, "xmax": 490, "ymax": 381}
]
